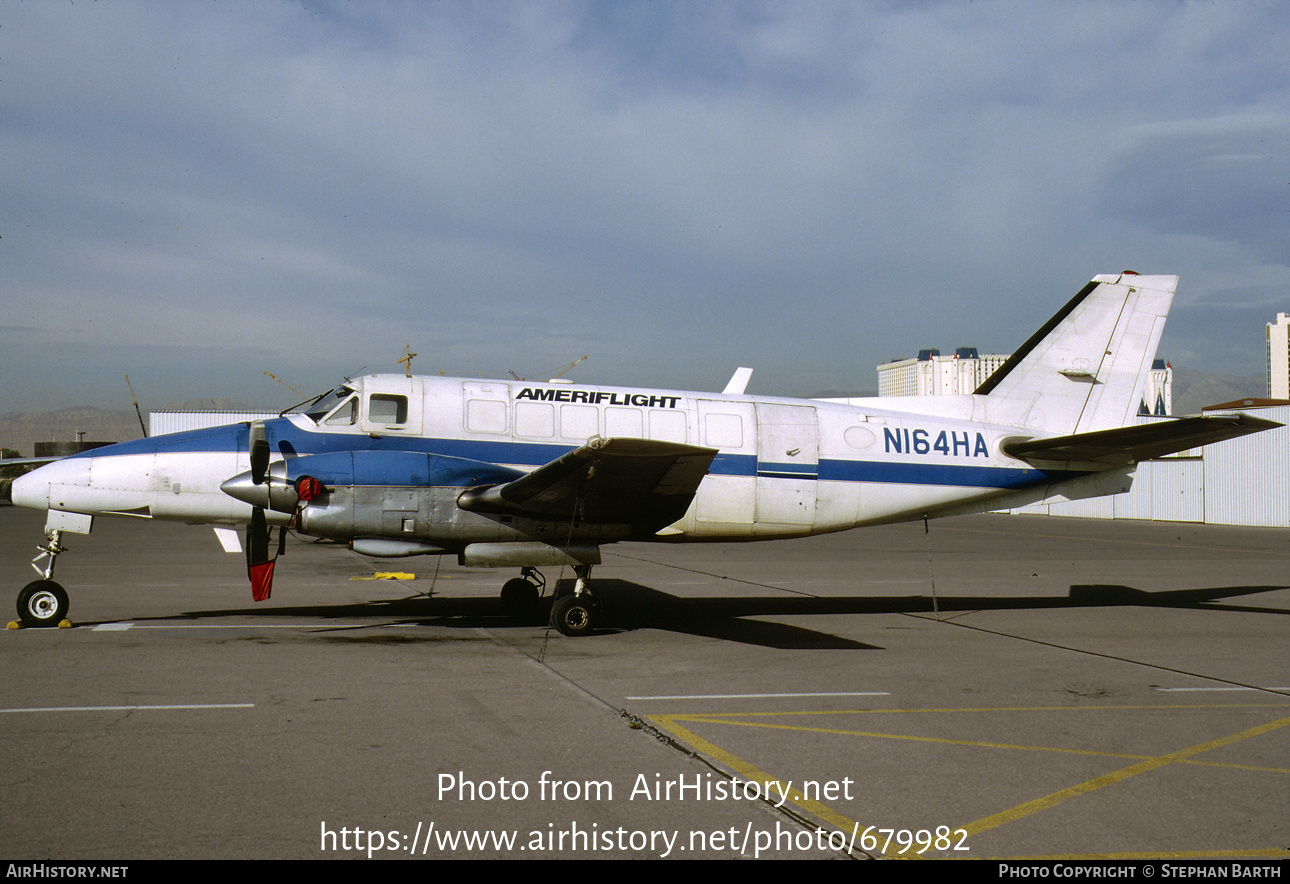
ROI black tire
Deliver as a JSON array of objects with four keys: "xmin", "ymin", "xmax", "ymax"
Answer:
[
  {"xmin": 17, "ymin": 580, "xmax": 69, "ymax": 627},
  {"xmin": 500, "ymin": 578, "xmax": 539, "ymax": 617},
  {"xmin": 551, "ymin": 594, "xmax": 596, "ymax": 637}
]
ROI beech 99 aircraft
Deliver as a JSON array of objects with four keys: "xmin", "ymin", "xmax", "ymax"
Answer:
[{"xmin": 9, "ymin": 273, "xmax": 1277, "ymax": 634}]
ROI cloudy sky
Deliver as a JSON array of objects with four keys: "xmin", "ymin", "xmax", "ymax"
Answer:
[{"xmin": 3, "ymin": 1, "xmax": 1287, "ymax": 412}]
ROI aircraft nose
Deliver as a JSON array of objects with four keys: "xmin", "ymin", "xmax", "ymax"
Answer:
[
  {"xmin": 9, "ymin": 458, "xmax": 88, "ymax": 511},
  {"xmin": 10, "ymin": 469, "xmax": 49, "ymax": 510}
]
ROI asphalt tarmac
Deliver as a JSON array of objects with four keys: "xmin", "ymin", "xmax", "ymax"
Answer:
[{"xmin": 1, "ymin": 505, "xmax": 1287, "ymax": 860}]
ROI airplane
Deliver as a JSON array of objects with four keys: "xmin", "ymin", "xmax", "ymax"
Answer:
[{"xmin": 8, "ymin": 272, "xmax": 1279, "ymax": 635}]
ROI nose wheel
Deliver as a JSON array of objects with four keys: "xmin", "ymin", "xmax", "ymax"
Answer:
[{"xmin": 17, "ymin": 580, "xmax": 69, "ymax": 627}]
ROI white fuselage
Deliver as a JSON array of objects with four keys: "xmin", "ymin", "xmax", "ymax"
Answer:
[{"xmin": 12, "ymin": 372, "xmax": 1077, "ymax": 542}]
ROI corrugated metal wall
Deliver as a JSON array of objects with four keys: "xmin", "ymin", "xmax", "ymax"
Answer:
[
  {"xmin": 148, "ymin": 411, "xmax": 278, "ymax": 436},
  {"xmin": 1005, "ymin": 405, "xmax": 1289, "ymax": 527},
  {"xmin": 1201, "ymin": 410, "xmax": 1290, "ymax": 526}
]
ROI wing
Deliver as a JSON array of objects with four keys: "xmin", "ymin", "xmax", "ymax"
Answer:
[
  {"xmin": 1002, "ymin": 413, "xmax": 1281, "ymax": 470},
  {"xmin": 457, "ymin": 437, "xmax": 717, "ymax": 534}
]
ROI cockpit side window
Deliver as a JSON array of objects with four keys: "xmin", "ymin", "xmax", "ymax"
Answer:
[
  {"xmin": 305, "ymin": 386, "xmax": 356, "ymax": 423},
  {"xmin": 323, "ymin": 397, "xmax": 357, "ymax": 426}
]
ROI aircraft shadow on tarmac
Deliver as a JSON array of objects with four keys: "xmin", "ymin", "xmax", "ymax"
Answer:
[{"xmin": 88, "ymin": 580, "xmax": 1290, "ymax": 651}]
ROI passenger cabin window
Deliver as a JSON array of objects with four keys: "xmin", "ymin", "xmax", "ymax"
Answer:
[
  {"xmin": 369, "ymin": 394, "xmax": 408, "ymax": 426},
  {"xmin": 467, "ymin": 399, "xmax": 508, "ymax": 434},
  {"xmin": 560, "ymin": 404, "xmax": 598, "ymax": 440},
  {"xmin": 704, "ymin": 413, "xmax": 743, "ymax": 449},
  {"xmin": 515, "ymin": 402, "xmax": 554, "ymax": 438},
  {"xmin": 649, "ymin": 410, "xmax": 687, "ymax": 443},
  {"xmin": 605, "ymin": 407, "xmax": 643, "ymax": 438}
]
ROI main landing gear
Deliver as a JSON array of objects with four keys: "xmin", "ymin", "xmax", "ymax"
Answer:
[
  {"xmin": 498, "ymin": 564, "xmax": 600, "ymax": 637},
  {"xmin": 500, "ymin": 566, "xmax": 545, "ymax": 619},
  {"xmin": 15, "ymin": 530, "xmax": 70, "ymax": 627},
  {"xmin": 549, "ymin": 564, "xmax": 599, "ymax": 638}
]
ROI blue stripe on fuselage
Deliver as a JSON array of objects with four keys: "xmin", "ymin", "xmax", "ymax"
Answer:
[
  {"xmin": 78, "ymin": 419, "xmax": 1070, "ymax": 491},
  {"xmin": 817, "ymin": 458, "xmax": 1073, "ymax": 488},
  {"xmin": 756, "ymin": 461, "xmax": 819, "ymax": 480}
]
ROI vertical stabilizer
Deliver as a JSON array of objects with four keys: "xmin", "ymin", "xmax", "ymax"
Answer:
[{"xmin": 975, "ymin": 273, "xmax": 1176, "ymax": 434}]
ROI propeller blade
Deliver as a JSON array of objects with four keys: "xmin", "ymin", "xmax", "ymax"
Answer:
[
  {"xmin": 247, "ymin": 506, "xmax": 270, "ymax": 563},
  {"xmin": 249, "ymin": 421, "xmax": 270, "ymax": 485},
  {"xmin": 246, "ymin": 506, "xmax": 275, "ymax": 601}
]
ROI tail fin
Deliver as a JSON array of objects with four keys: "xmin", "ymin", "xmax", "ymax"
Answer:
[{"xmin": 975, "ymin": 273, "xmax": 1176, "ymax": 434}]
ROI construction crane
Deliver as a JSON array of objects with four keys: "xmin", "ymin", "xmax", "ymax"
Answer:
[
  {"xmin": 397, "ymin": 345, "xmax": 417, "ymax": 378},
  {"xmin": 509, "ymin": 355, "xmax": 588, "ymax": 382},
  {"xmin": 262, "ymin": 371, "xmax": 308, "ymax": 399},
  {"xmin": 124, "ymin": 375, "xmax": 148, "ymax": 438}
]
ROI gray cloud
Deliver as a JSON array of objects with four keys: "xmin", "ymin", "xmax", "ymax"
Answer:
[{"xmin": 2, "ymin": 1, "xmax": 1287, "ymax": 411}]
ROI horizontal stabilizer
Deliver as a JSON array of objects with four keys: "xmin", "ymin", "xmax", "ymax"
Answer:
[
  {"xmin": 457, "ymin": 437, "xmax": 717, "ymax": 533},
  {"xmin": 1003, "ymin": 413, "xmax": 1281, "ymax": 470}
]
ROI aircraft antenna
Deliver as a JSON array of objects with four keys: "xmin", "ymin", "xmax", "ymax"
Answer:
[{"xmin": 124, "ymin": 374, "xmax": 148, "ymax": 439}]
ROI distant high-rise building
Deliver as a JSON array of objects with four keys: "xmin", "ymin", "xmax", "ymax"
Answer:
[
  {"xmin": 1137, "ymin": 359, "xmax": 1172, "ymax": 416},
  {"xmin": 878, "ymin": 348, "xmax": 1172, "ymax": 415},
  {"xmin": 1267, "ymin": 313, "xmax": 1290, "ymax": 399},
  {"xmin": 876, "ymin": 348, "xmax": 1009, "ymax": 397}
]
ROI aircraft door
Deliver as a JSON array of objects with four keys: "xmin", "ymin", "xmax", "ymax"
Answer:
[
  {"xmin": 360, "ymin": 378, "xmax": 423, "ymax": 436},
  {"xmin": 462, "ymin": 382, "xmax": 510, "ymax": 437},
  {"xmin": 692, "ymin": 399, "xmax": 756, "ymax": 530},
  {"xmin": 754, "ymin": 403, "xmax": 818, "ymax": 529}
]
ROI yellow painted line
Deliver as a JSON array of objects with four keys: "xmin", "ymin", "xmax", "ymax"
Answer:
[
  {"xmin": 650, "ymin": 706, "xmax": 1290, "ymax": 859},
  {"xmin": 664, "ymin": 713, "xmax": 1290, "ymax": 773},
  {"xmin": 661, "ymin": 702, "xmax": 1290, "ymax": 717},
  {"xmin": 1005, "ymin": 849, "xmax": 1290, "ymax": 860},
  {"xmin": 968, "ymin": 848, "xmax": 1290, "ymax": 860},
  {"xmin": 350, "ymin": 572, "xmax": 416, "ymax": 581},
  {"xmin": 671, "ymin": 715, "xmax": 1170, "ymax": 760},
  {"xmin": 958, "ymin": 716, "xmax": 1290, "ymax": 839},
  {"xmin": 649, "ymin": 714, "xmax": 870, "ymax": 850}
]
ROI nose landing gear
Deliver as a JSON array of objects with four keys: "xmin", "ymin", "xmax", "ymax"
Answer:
[{"xmin": 16, "ymin": 530, "xmax": 70, "ymax": 627}]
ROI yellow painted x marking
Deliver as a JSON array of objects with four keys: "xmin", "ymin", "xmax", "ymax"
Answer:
[{"xmin": 646, "ymin": 704, "xmax": 1290, "ymax": 860}]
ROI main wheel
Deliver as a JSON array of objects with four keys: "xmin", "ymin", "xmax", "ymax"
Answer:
[
  {"xmin": 17, "ymin": 580, "xmax": 69, "ymax": 627},
  {"xmin": 551, "ymin": 594, "xmax": 596, "ymax": 637},
  {"xmin": 500, "ymin": 578, "xmax": 540, "ymax": 617}
]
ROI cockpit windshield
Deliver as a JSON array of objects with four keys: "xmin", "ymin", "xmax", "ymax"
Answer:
[{"xmin": 303, "ymin": 385, "xmax": 356, "ymax": 423}]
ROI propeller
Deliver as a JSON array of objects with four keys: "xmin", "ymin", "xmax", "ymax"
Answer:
[
  {"xmin": 245, "ymin": 421, "xmax": 280, "ymax": 601},
  {"xmin": 227, "ymin": 425, "xmax": 324, "ymax": 602}
]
